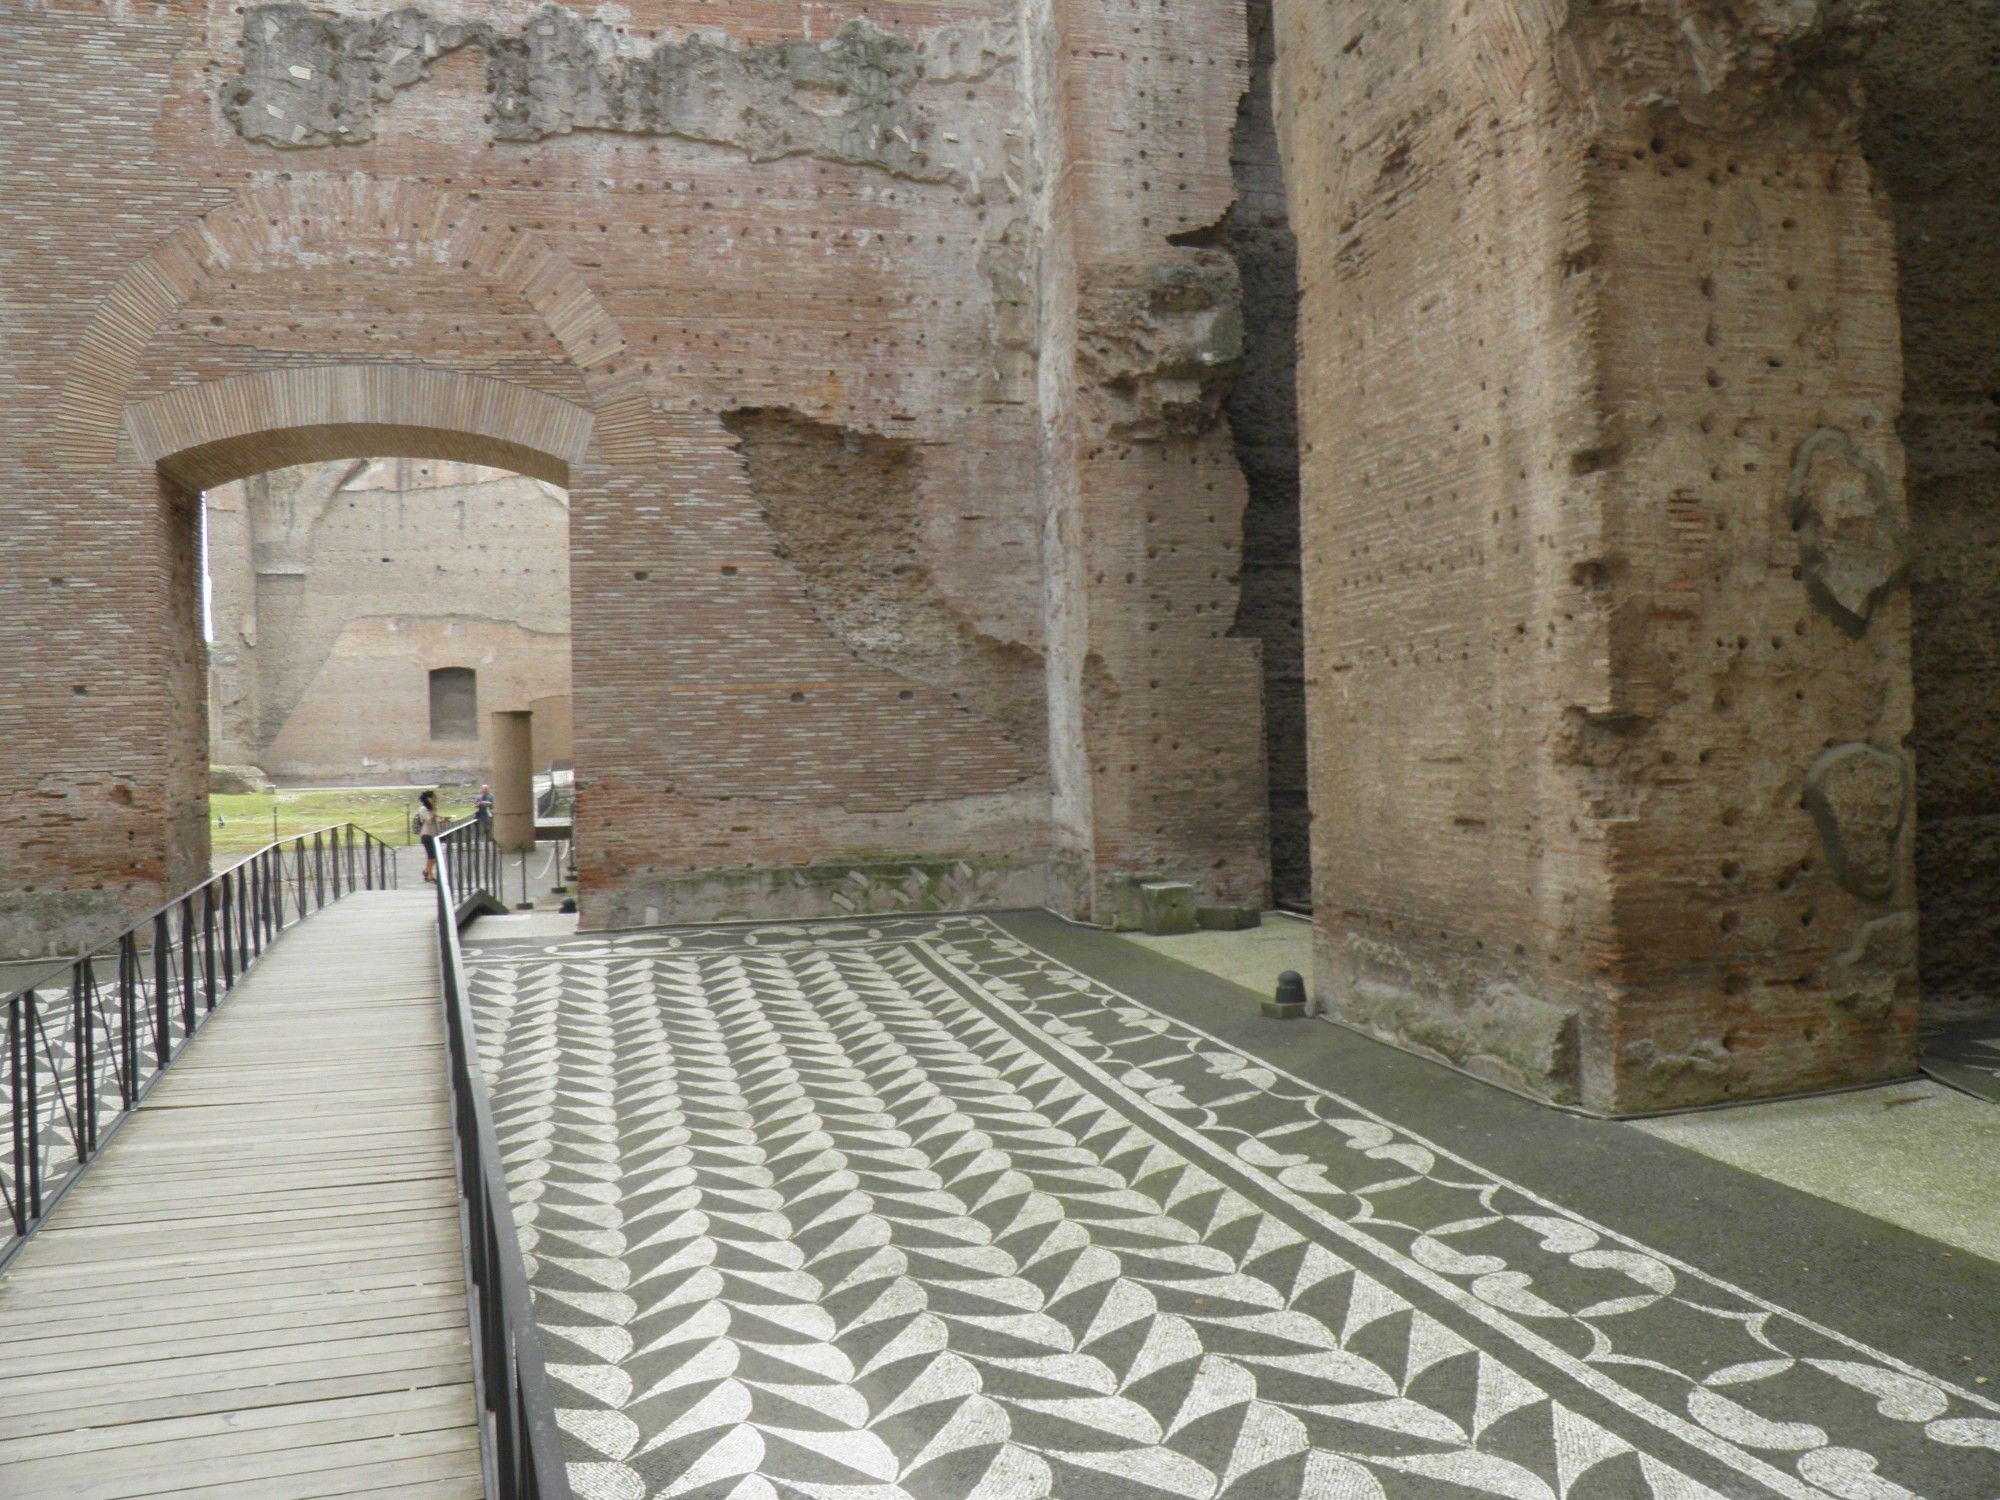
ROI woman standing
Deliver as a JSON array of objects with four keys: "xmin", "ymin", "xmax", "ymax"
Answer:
[{"xmin": 418, "ymin": 790, "xmax": 442, "ymax": 884}]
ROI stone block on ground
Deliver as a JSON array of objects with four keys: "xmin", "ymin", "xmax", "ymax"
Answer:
[
  {"xmin": 209, "ymin": 764, "xmax": 273, "ymax": 795},
  {"xmin": 1137, "ymin": 881, "xmax": 1199, "ymax": 936},
  {"xmin": 1197, "ymin": 904, "xmax": 1262, "ymax": 931}
]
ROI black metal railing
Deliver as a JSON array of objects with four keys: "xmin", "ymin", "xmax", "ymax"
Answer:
[
  {"xmin": 1, "ymin": 823, "xmax": 399, "ymax": 1270},
  {"xmin": 432, "ymin": 817, "xmax": 571, "ymax": 1500}
]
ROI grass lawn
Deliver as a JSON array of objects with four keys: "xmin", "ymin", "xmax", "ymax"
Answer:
[{"xmin": 210, "ymin": 786, "xmax": 480, "ymax": 855}]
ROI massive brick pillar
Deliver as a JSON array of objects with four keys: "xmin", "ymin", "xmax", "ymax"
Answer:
[
  {"xmin": 0, "ymin": 463, "xmax": 210, "ymax": 959},
  {"xmin": 1031, "ymin": 0, "xmax": 1272, "ymax": 921},
  {"xmin": 1276, "ymin": 0, "xmax": 1915, "ymax": 1111}
]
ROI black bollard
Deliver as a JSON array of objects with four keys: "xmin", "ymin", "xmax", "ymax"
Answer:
[{"xmin": 1264, "ymin": 969, "xmax": 1307, "ymax": 1020}]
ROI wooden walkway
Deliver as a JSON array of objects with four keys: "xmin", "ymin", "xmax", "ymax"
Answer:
[{"xmin": 0, "ymin": 891, "xmax": 483, "ymax": 1499}]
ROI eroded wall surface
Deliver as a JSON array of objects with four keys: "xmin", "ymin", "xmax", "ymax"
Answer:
[
  {"xmin": 206, "ymin": 459, "xmax": 573, "ymax": 785},
  {"xmin": 1861, "ymin": 2, "xmax": 2000, "ymax": 1023},
  {"xmin": 0, "ymin": 0, "xmax": 1268, "ymax": 953},
  {"xmin": 1029, "ymin": 0, "xmax": 1271, "ymax": 917},
  {"xmin": 1277, "ymin": 0, "xmax": 1917, "ymax": 1112}
]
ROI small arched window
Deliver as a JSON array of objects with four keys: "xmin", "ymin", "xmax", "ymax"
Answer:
[{"xmin": 429, "ymin": 667, "xmax": 478, "ymax": 740}]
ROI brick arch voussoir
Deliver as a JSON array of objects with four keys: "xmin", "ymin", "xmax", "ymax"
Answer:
[
  {"xmin": 56, "ymin": 176, "xmax": 650, "ymax": 470},
  {"xmin": 123, "ymin": 365, "xmax": 597, "ymax": 491}
]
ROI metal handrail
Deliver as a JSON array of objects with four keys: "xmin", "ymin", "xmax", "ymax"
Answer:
[
  {"xmin": 433, "ymin": 818, "xmax": 572, "ymax": 1500},
  {"xmin": 1, "ymin": 822, "xmax": 400, "ymax": 1271}
]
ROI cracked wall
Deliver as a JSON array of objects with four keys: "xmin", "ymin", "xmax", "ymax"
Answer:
[
  {"xmin": 1224, "ymin": 0, "xmax": 1307, "ymax": 910},
  {"xmin": 1031, "ymin": 0, "xmax": 1272, "ymax": 919}
]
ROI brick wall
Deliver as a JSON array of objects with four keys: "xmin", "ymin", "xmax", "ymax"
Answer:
[
  {"xmin": 1276, "ymin": 0, "xmax": 1917, "ymax": 1112},
  {"xmin": 0, "ymin": 0, "xmax": 1269, "ymax": 954},
  {"xmin": 206, "ymin": 459, "xmax": 573, "ymax": 785}
]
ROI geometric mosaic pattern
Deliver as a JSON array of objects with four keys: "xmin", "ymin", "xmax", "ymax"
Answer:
[
  {"xmin": 1922, "ymin": 1017, "xmax": 2000, "ymax": 1105},
  {"xmin": 466, "ymin": 916, "xmax": 2000, "ymax": 1500}
]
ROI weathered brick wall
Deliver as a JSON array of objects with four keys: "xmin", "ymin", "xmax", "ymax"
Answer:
[
  {"xmin": 1861, "ymin": 3, "xmax": 2000, "ymax": 1024},
  {"xmin": 1276, "ymin": 0, "xmax": 1916, "ymax": 1112},
  {"xmin": 1036, "ymin": 0, "xmax": 1271, "ymax": 917},
  {"xmin": 0, "ymin": 0, "xmax": 1269, "ymax": 953},
  {"xmin": 206, "ymin": 459, "xmax": 573, "ymax": 785}
]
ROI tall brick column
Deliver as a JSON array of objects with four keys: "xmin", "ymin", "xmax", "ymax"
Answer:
[
  {"xmin": 1030, "ymin": 0, "xmax": 1273, "ymax": 920},
  {"xmin": 0, "ymin": 460, "xmax": 210, "ymax": 961},
  {"xmin": 1275, "ymin": 0, "xmax": 1915, "ymax": 1111}
]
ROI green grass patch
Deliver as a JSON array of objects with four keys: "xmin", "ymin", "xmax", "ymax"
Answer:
[{"xmin": 210, "ymin": 786, "xmax": 480, "ymax": 855}]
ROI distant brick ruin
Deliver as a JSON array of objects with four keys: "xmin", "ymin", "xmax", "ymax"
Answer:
[
  {"xmin": 3, "ymin": 0, "xmax": 1995, "ymax": 1112},
  {"xmin": 206, "ymin": 458, "xmax": 571, "ymax": 786}
]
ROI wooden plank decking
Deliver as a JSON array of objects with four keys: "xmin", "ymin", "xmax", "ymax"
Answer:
[{"xmin": 0, "ymin": 891, "xmax": 482, "ymax": 1499}]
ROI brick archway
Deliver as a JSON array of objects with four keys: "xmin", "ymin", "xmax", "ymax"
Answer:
[
  {"xmin": 53, "ymin": 177, "xmax": 649, "ymax": 471},
  {"xmin": 125, "ymin": 365, "xmax": 597, "ymax": 490},
  {"xmin": 140, "ymin": 365, "xmax": 594, "ymax": 920}
]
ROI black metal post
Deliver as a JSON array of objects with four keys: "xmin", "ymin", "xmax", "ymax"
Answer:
[
  {"xmin": 153, "ymin": 911, "xmax": 171, "ymax": 1067},
  {"xmin": 202, "ymin": 886, "xmax": 218, "ymax": 1013},
  {"xmin": 179, "ymin": 897, "xmax": 196, "ymax": 1037},
  {"xmin": 237, "ymin": 865, "xmax": 251, "ymax": 971},
  {"xmin": 72, "ymin": 959, "xmax": 93, "ymax": 1162},
  {"xmin": 7, "ymin": 998, "xmax": 24, "ymax": 1235},
  {"xmin": 118, "ymin": 938, "xmax": 138, "ymax": 1108},
  {"xmin": 219, "ymin": 875, "xmax": 235, "ymax": 990},
  {"xmin": 16, "ymin": 991, "xmax": 40, "ymax": 1224}
]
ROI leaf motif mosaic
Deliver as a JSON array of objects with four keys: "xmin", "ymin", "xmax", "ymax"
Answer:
[{"xmin": 466, "ymin": 916, "xmax": 2000, "ymax": 1500}]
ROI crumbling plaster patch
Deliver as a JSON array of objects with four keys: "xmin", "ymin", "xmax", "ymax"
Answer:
[
  {"xmin": 226, "ymin": 4, "xmax": 1015, "ymax": 191},
  {"xmin": 1075, "ymin": 255, "xmax": 1244, "ymax": 440},
  {"xmin": 1803, "ymin": 742, "xmax": 1911, "ymax": 902},
  {"xmin": 1550, "ymin": 0, "xmax": 1886, "ymax": 135},
  {"xmin": 1787, "ymin": 429, "xmax": 1910, "ymax": 634}
]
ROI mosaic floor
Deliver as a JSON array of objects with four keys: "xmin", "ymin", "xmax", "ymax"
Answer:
[
  {"xmin": 1922, "ymin": 1018, "xmax": 2000, "ymax": 1105},
  {"xmin": 465, "ymin": 916, "xmax": 2000, "ymax": 1500}
]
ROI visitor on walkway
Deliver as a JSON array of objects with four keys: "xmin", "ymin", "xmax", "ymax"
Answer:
[
  {"xmin": 418, "ymin": 790, "xmax": 442, "ymax": 884},
  {"xmin": 474, "ymin": 784, "xmax": 494, "ymax": 827}
]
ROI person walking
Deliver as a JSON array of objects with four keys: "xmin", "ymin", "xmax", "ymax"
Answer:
[{"xmin": 418, "ymin": 790, "xmax": 442, "ymax": 884}]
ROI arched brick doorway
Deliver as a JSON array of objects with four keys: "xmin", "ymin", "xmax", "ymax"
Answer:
[{"xmin": 0, "ymin": 365, "xmax": 597, "ymax": 960}]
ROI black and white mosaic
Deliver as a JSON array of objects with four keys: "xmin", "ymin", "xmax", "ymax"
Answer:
[
  {"xmin": 1922, "ymin": 1018, "xmax": 2000, "ymax": 1105},
  {"xmin": 466, "ymin": 916, "xmax": 2000, "ymax": 1500}
]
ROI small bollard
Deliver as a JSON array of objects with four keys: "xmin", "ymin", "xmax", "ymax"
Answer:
[{"xmin": 1264, "ymin": 970, "xmax": 1308, "ymax": 1020}]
